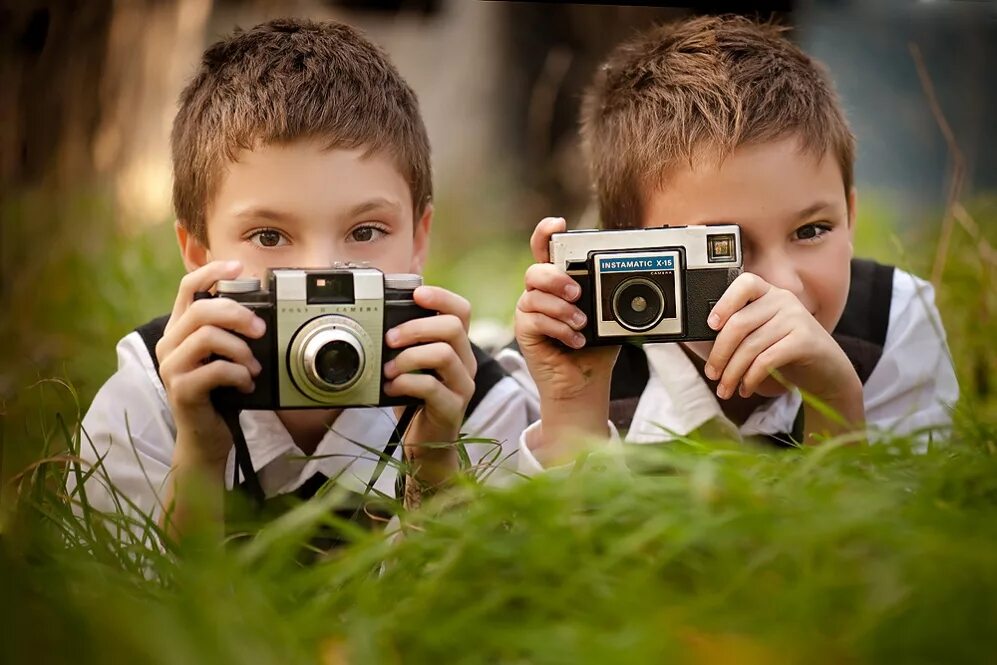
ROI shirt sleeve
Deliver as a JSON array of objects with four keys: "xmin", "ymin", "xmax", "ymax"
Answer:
[
  {"xmin": 862, "ymin": 270, "xmax": 959, "ymax": 440},
  {"xmin": 459, "ymin": 375, "xmax": 533, "ymax": 485},
  {"xmin": 71, "ymin": 332, "xmax": 177, "ymax": 528},
  {"xmin": 516, "ymin": 419, "xmax": 624, "ymax": 476}
]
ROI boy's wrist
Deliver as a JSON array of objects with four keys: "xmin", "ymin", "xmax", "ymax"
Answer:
[
  {"xmin": 172, "ymin": 432, "xmax": 230, "ymax": 475},
  {"xmin": 533, "ymin": 388, "xmax": 612, "ymax": 467}
]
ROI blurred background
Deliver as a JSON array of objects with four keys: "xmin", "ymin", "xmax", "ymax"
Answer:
[{"xmin": 2, "ymin": 0, "xmax": 995, "ymax": 482}]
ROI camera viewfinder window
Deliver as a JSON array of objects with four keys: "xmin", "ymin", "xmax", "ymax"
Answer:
[
  {"xmin": 707, "ymin": 234, "xmax": 736, "ymax": 263},
  {"xmin": 307, "ymin": 274, "xmax": 355, "ymax": 304}
]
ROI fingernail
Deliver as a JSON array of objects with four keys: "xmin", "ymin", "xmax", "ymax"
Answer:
[
  {"xmin": 717, "ymin": 384, "xmax": 728, "ymax": 399},
  {"xmin": 385, "ymin": 329, "xmax": 400, "ymax": 346},
  {"xmin": 708, "ymin": 313, "xmax": 720, "ymax": 330},
  {"xmin": 241, "ymin": 381, "xmax": 256, "ymax": 394},
  {"xmin": 251, "ymin": 317, "xmax": 266, "ymax": 335},
  {"xmin": 572, "ymin": 311, "xmax": 587, "ymax": 329},
  {"xmin": 739, "ymin": 384, "xmax": 748, "ymax": 398},
  {"xmin": 383, "ymin": 360, "xmax": 396, "ymax": 378},
  {"xmin": 250, "ymin": 359, "xmax": 262, "ymax": 375},
  {"xmin": 565, "ymin": 284, "xmax": 581, "ymax": 301},
  {"xmin": 571, "ymin": 333, "xmax": 586, "ymax": 348},
  {"xmin": 704, "ymin": 364, "xmax": 717, "ymax": 380}
]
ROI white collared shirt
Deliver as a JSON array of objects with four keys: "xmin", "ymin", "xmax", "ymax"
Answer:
[
  {"xmin": 500, "ymin": 267, "xmax": 959, "ymax": 469},
  {"xmin": 77, "ymin": 331, "xmax": 532, "ymax": 525}
]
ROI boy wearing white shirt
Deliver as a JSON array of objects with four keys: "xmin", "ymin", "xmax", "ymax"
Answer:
[
  {"xmin": 502, "ymin": 16, "xmax": 958, "ymax": 468},
  {"xmin": 79, "ymin": 18, "xmax": 530, "ymax": 540}
]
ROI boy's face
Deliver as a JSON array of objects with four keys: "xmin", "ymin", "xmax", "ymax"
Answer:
[
  {"xmin": 642, "ymin": 136, "xmax": 855, "ymax": 339},
  {"xmin": 178, "ymin": 139, "xmax": 430, "ymax": 279}
]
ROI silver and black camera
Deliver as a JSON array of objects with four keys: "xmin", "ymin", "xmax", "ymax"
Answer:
[
  {"xmin": 202, "ymin": 266, "xmax": 434, "ymax": 410},
  {"xmin": 549, "ymin": 224, "xmax": 742, "ymax": 345}
]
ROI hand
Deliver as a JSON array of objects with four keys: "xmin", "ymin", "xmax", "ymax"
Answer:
[
  {"xmin": 514, "ymin": 217, "xmax": 619, "ymax": 462},
  {"xmin": 704, "ymin": 272, "xmax": 864, "ymax": 437},
  {"xmin": 156, "ymin": 260, "xmax": 266, "ymax": 465},
  {"xmin": 382, "ymin": 285, "xmax": 475, "ymax": 484}
]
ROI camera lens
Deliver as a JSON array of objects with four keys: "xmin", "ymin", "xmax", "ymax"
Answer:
[
  {"xmin": 314, "ymin": 340, "xmax": 362, "ymax": 388},
  {"xmin": 612, "ymin": 277, "xmax": 665, "ymax": 331},
  {"xmin": 297, "ymin": 325, "xmax": 367, "ymax": 395}
]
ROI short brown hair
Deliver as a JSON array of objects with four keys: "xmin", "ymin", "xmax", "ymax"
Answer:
[
  {"xmin": 580, "ymin": 15, "xmax": 855, "ymax": 229},
  {"xmin": 171, "ymin": 18, "xmax": 432, "ymax": 242}
]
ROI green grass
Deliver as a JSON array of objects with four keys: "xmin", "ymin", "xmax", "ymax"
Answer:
[
  {"xmin": 3, "ymin": 401, "xmax": 996, "ymax": 664},
  {"xmin": 1, "ymin": 188, "xmax": 996, "ymax": 663}
]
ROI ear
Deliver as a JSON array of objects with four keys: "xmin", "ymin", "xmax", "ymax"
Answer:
[
  {"xmin": 846, "ymin": 187, "xmax": 858, "ymax": 257},
  {"xmin": 409, "ymin": 202, "xmax": 433, "ymax": 274},
  {"xmin": 175, "ymin": 222, "xmax": 211, "ymax": 272}
]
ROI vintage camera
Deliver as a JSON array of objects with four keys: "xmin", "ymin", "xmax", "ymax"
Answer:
[
  {"xmin": 203, "ymin": 266, "xmax": 434, "ymax": 410},
  {"xmin": 549, "ymin": 224, "xmax": 742, "ymax": 345}
]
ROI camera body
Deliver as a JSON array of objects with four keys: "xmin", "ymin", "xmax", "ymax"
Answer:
[
  {"xmin": 549, "ymin": 225, "xmax": 742, "ymax": 345},
  {"xmin": 206, "ymin": 266, "xmax": 433, "ymax": 410}
]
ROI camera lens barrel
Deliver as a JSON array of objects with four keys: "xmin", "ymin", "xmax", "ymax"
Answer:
[
  {"xmin": 306, "ymin": 332, "xmax": 365, "ymax": 391},
  {"xmin": 612, "ymin": 277, "xmax": 665, "ymax": 331},
  {"xmin": 289, "ymin": 316, "xmax": 372, "ymax": 401}
]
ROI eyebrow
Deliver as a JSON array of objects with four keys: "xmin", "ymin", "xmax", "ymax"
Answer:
[
  {"xmin": 794, "ymin": 201, "xmax": 839, "ymax": 220},
  {"xmin": 232, "ymin": 207, "xmax": 298, "ymax": 223},
  {"xmin": 347, "ymin": 197, "xmax": 402, "ymax": 218}
]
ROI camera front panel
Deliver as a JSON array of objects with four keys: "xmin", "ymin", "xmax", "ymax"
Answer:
[
  {"xmin": 593, "ymin": 249, "xmax": 685, "ymax": 339},
  {"xmin": 273, "ymin": 269, "xmax": 386, "ymax": 408}
]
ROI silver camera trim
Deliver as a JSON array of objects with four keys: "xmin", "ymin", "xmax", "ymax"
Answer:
[{"xmin": 549, "ymin": 224, "xmax": 742, "ymax": 271}]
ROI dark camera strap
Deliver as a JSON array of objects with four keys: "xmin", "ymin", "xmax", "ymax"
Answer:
[
  {"xmin": 218, "ymin": 403, "xmax": 419, "ymax": 512},
  {"xmin": 218, "ymin": 408, "xmax": 266, "ymax": 506}
]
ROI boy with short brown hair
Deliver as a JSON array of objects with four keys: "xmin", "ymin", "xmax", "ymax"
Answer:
[
  {"xmin": 80, "ymin": 18, "xmax": 530, "ymax": 538},
  {"xmin": 504, "ymin": 15, "xmax": 957, "ymax": 468}
]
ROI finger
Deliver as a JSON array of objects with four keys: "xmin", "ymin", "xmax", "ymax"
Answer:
[
  {"xmin": 412, "ymin": 285, "xmax": 471, "ymax": 330},
  {"xmin": 530, "ymin": 217, "xmax": 567, "ymax": 263},
  {"xmin": 384, "ymin": 342, "xmax": 475, "ymax": 402},
  {"xmin": 160, "ymin": 325, "xmax": 262, "ymax": 379},
  {"xmin": 383, "ymin": 373, "xmax": 464, "ymax": 421},
  {"xmin": 518, "ymin": 289, "xmax": 587, "ymax": 331},
  {"xmin": 167, "ymin": 360, "xmax": 255, "ymax": 407},
  {"xmin": 515, "ymin": 310, "xmax": 586, "ymax": 349},
  {"xmin": 160, "ymin": 297, "xmax": 266, "ymax": 358},
  {"xmin": 707, "ymin": 272, "xmax": 771, "ymax": 332},
  {"xmin": 168, "ymin": 260, "xmax": 244, "ymax": 328},
  {"xmin": 385, "ymin": 314, "xmax": 475, "ymax": 374},
  {"xmin": 715, "ymin": 321, "xmax": 792, "ymax": 400},
  {"xmin": 705, "ymin": 296, "xmax": 781, "ymax": 380},
  {"xmin": 739, "ymin": 336, "xmax": 801, "ymax": 398},
  {"xmin": 524, "ymin": 263, "xmax": 581, "ymax": 303}
]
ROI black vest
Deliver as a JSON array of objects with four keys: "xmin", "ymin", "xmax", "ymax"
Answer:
[
  {"xmin": 135, "ymin": 315, "xmax": 510, "ymax": 539},
  {"xmin": 606, "ymin": 258, "xmax": 895, "ymax": 446}
]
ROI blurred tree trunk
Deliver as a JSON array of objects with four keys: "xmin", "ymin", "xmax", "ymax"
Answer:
[{"xmin": 1, "ymin": 0, "xmax": 211, "ymax": 217}]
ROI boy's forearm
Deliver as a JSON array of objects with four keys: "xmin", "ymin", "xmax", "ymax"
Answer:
[
  {"xmin": 160, "ymin": 436, "xmax": 227, "ymax": 542},
  {"xmin": 803, "ymin": 376, "xmax": 865, "ymax": 445}
]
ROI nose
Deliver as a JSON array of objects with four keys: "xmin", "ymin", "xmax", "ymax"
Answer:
[
  {"xmin": 749, "ymin": 249, "xmax": 806, "ymax": 300},
  {"xmin": 302, "ymin": 246, "xmax": 342, "ymax": 269}
]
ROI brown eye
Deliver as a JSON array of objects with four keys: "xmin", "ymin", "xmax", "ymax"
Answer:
[
  {"xmin": 348, "ymin": 225, "xmax": 387, "ymax": 243},
  {"xmin": 257, "ymin": 230, "xmax": 282, "ymax": 247},
  {"xmin": 351, "ymin": 227, "xmax": 374, "ymax": 242},
  {"xmin": 794, "ymin": 223, "xmax": 831, "ymax": 242}
]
